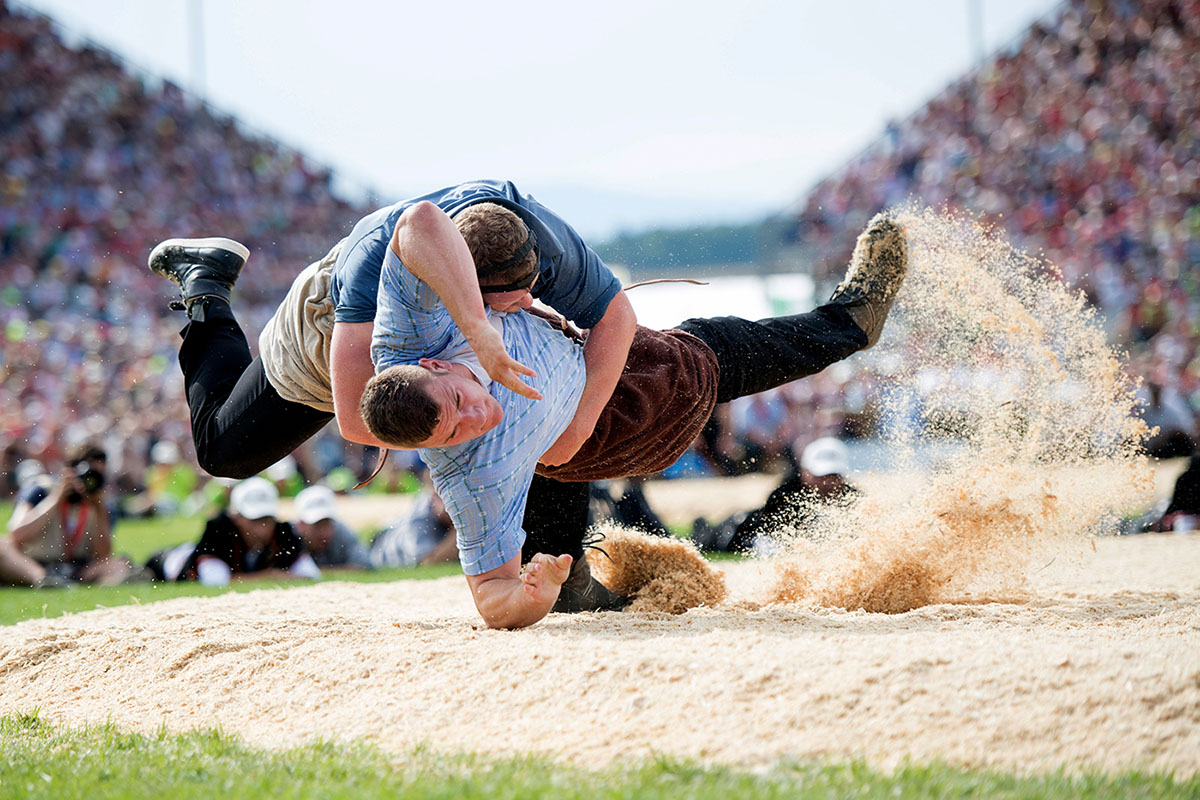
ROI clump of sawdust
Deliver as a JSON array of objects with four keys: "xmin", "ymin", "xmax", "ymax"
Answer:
[
  {"xmin": 768, "ymin": 206, "xmax": 1154, "ymax": 613},
  {"xmin": 589, "ymin": 523, "xmax": 726, "ymax": 613}
]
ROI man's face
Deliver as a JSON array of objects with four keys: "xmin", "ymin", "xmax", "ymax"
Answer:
[
  {"xmin": 233, "ymin": 514, "xmax": 276, "ymax": 550},
  {"xmin": 418, "ymin": 360, "xmax": 504, "ymax": 448},
  {"xmin": 299, "ymin": 519, "xmax": 334, "ymax": 552},
  {"xmin": 481, "ymin": 274, "xmax": 538, "ymax": 314}
]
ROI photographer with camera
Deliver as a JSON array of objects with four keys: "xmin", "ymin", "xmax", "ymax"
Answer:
[{"xmin": 0, "ymin": 443, "xmax": 130, "ymax": 587}]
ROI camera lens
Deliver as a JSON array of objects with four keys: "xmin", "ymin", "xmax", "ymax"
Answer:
[{"xmin": 74, "ymin": 462, "xmax": 105, "ymax": 494}]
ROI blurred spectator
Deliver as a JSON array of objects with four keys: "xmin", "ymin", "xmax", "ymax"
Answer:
[
  {"xmin": 0, "ymin": 5, "xmax": 373, "ymax": 509},
  {"xmin": 729, "ymin": 390, "xmax": 797, "ymax": 473},
  {"xmin": 0, "ymin": 441, "xmax": 129, "ymax": 586},
  {"xmin": 369, "ymin": 487, "xmax": 459, "ymax": 568},
  {"xmin": 589, "ymin": 477, "xmax": 671, "ymax": 538},
  {"xmin": 8, "ymin": 457, "xmax": 51, "ymax": 526},
  {"xmin": 784, "ymin": 0, "xmax": 1200, "ymax": 453},
  {"xmin": 1139, "ymin": 380, "xmax": 1196, "ymax": 458},
  {"xmin": 152, "ymin": 476, "xmax": 320, "ymax": 585},
  {"xmin": 1148, "ymin": 453, "xmax": 1200, "ymax": 531},
  {"xmin": 692, "ymin": 437, "xmax": 859, "ymax": 552},
  {"xmin": 293, "ymin": 484, "xmax": 371, "ymax": 570}
]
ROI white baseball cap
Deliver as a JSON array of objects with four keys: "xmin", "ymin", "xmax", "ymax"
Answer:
[
  {"xmin": 151, "ymin": 440, "xmax": 180, "ymax": 465},
  {"xmin": 799, "ymin": 437, "xmax": 850, "ymax": 477},
  {"xmin": 229, "ymin": 477, "xmax": 278, "ymax": 520},
  {"xmin": 14, "ymin": 459, "xmax": 45, "ymax": 486},
  {"xmin": 295, "ymin": 485, "xmax": 337, "ymax": 525}
]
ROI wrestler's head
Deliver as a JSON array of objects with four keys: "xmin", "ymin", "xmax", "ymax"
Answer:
[
  {"xmin": 454, "ymin": 202, "xmax": 539, "ymax": 313},
  {"xmin": 361, "ymin": 360, "xmax": 503, "ymax": 449}
]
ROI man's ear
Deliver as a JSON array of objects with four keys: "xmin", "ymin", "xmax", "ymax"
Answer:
[{"xmin": 418, "ymin": 358, "xmax": 453, "ymax": 373}]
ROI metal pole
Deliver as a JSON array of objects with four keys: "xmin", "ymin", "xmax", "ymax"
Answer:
[
  {"xmin": 968, "ymin": 0, "xmax": 985, "ymax": 67},
  {"xmin": 189, "ymin": 0, "xmax": 205, "ymax": 98}
]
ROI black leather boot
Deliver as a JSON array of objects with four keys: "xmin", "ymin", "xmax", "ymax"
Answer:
[
  {"xmin": 552, "ymin": 552, "xmax": 629, "ymax": 613},
  {"xmin": 828, "ymin": 215, "xmax": 908, "ymax": 349},
  {"xmin": 148, "ymin": 236, "xmax": 249, "ymax": 322}
]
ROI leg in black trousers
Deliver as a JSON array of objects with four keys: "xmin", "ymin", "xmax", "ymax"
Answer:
[
  {"xmin": 520, "ymin": 474, "xmax": 589, "ymax": 564},
  {"xmin": 522, "ymin": 474, "xmax": 629, "ymax": 612},
  {"xmin": 177, "ymin": 299, "xmax": 334, "ymax": 478},
  {"xmin": 677, "ymin": 303, "xmax": 868, "ymax": 404}
]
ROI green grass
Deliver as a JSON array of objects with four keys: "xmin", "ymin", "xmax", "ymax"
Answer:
[
  {"xmin": 2, "ymin": 506, "xmax": 1194, "ymax": 797},
  {"xmin": 111, "ymin": 513, "xmax": 206, "ymax": 564},
  {"xmin": 0, "ymin": 563, "xmax": 462, "ymax": 627},
  {"xmin": 0, "ymin": 498, "xmax": 464, "ymax": 626},
  {"xmin": 0, "ymin": 714, "xmax": 1194, "ymax": 800}
]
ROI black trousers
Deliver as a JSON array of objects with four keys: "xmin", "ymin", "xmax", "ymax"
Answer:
[
  {"xmin": 176, "ymin": 300, "xmax": 586, "ymax": 561},
  {"xmin": 540, "ymin": 303, "xmax": 869, "ymax": 551},
  {"xmin": 178, "ymin": 301, "xmax": 335, "ymax": 480},
  {"xmin": 676, "ymin": 304, "xmax": 867, "ymax": 403}
]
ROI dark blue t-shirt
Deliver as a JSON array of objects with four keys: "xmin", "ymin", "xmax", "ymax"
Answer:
[{"xmin": 331, "ymin": 180, "xmax": 621, "ymax": 329}]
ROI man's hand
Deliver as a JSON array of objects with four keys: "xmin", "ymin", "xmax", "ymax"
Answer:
[
  {"xmin": 539, "ymin": 420, "xmax": 592, "ymax": 466},
  {"xmin": 465, "ymin": 552, "xmax": 572, "ymax": 629},
  {"xmin": 47, "ymin": 475, "xmax": 71, "ymax": 503},
  {"xmin": 84, "ymin": 487, "xmax": 107, "ymax": 509},
  {"xmin": 463, "ymin": 320, "xmax": 541, "ymax": 401}
]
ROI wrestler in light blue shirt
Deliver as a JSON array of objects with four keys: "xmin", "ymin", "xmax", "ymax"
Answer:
[{"xmin": 373, "ymin": 247, "xmax": 585, "ymax": 574}]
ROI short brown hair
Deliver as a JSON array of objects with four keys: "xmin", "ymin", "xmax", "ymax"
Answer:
[
  {"xmin": 360, "ymin": 366, "xmax": 441, "ymax": 448},
  {"xmin": 67, "ymin": 442, "xmax": 107, "ymax": 465},
  {"xmin": 453, "ymin": 202, "xmax": 537, "ymax": 287}
]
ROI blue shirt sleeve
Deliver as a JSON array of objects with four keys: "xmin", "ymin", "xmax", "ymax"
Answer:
[
  {"xmin": 371, "ymin": 246, "xmax": 456, "ymax": 371},
  {"xmin": 331, "ymin": 204, "xmax": 400, "ymax": 323},
  {"xmin": 520, "ymin": 192, "xmax": 621, "ymax": 329}
]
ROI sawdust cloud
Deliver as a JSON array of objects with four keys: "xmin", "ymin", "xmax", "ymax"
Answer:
[
  {"xmin": 768, "ymin": 206, "xmax": 1154, "ymax": 612},
  {"xmin": 589, "ymin": 524, "xmax": 726, "ymax": 613}
]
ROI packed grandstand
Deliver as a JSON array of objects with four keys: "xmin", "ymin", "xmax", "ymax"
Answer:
[{"xmin": 0, "ymin": 0, "xmax": 1195, "ymax": 503}]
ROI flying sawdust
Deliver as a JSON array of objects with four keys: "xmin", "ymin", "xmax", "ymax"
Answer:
[
  {"xmin": 589, "ymin": 524, "xmax": 726, "ymax": 613},
  {"xmin": 766, "ymin": 206, "xmax": 1154, "ymax": 613}
]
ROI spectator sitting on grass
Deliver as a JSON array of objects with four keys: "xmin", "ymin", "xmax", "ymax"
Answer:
[
  {"xmin": 0, "ymin": 443, "xmax": 130, "ymax": 587},
  {"xmin": 692, "ymin": 437, "xmax": 860, "ymax": 553},
  {"xmin": 293, "ymin": 485, "xmax": 371, "ymax": 570},
  {"xmin": 169, "ymin": 477, "xmax": 321, "ymax": 586},
  {"xmin": 370, "ymin": 486, "xmax": 459, "ymax": 568},
  {"xmin": 7, "ymin": 459, "xmax": 53, "ymax": 530}
]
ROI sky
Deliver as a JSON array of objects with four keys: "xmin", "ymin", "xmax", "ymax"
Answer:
[{"xmin": 19, "ymin": 0, "xmax": 1061, "ymax": 240}]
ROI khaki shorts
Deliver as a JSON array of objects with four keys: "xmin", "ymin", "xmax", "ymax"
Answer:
[{"xmin": 258, "ymin": 241, "xmax": 343, "ymax": 413}]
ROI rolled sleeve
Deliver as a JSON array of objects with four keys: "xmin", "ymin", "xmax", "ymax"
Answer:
[
  {"xmin": 371, "ymin": 246, "xmax": 455, "ymax": 371},
  {"xmin": 434, "ymin": 462, "xmax": 529, "ymax": 576}
]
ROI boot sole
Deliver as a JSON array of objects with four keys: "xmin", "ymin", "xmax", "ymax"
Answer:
[{"xmin": 148, "ymin": 237, "xmax": 250, "ymax": 280}]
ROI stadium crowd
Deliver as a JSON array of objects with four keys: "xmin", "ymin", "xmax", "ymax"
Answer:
[
  {"xmin": 1, "ymin": 0, "xmax": 1197, "ymax": 569},
  {"xmin": 780, "ymin": 0, "xmax": 1199, "ymax": 459},
  {"xmin": 0, "ymin": 2, "xmax": 376, "ymax": 503}
]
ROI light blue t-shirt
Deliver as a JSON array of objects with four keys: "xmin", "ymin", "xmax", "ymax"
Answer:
[
  {"xmin": 333, "ymin": 179, "xmax": 620, "ymax": 329},
  {"xmin": 373, "ymin": 247, "xmax": 586, "ymax": 575}
]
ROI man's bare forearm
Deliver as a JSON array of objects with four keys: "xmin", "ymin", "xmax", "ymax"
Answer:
[
  {"xmin": 464, "ymin": 553, "xmax": 570, "ymax": 629},
  {"xmin": 393, "ymin": 201, "xmax": 493, "ymax": 345},
  {"xmin": 578, "ymin": 291, "xmax": 636, "ymax": 428},
  {"xmin": 330, "ymin": 320, "xmax": 391, "ymax": 447},
  {"xmin": 540, "ymin": 291, "xmax": 637, "ymax": 465}
]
